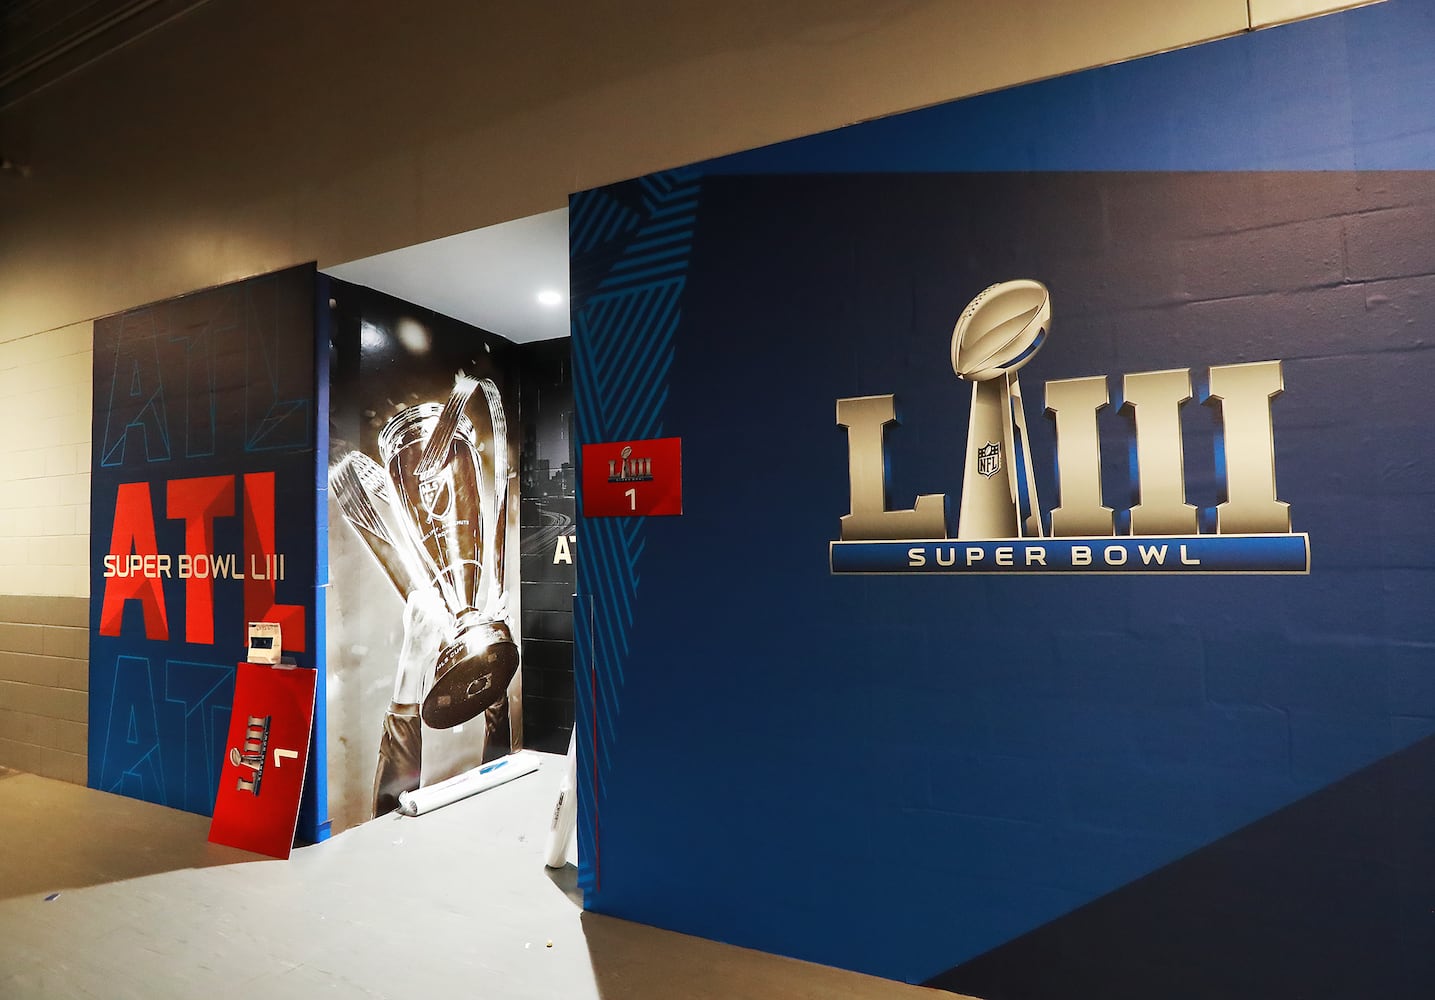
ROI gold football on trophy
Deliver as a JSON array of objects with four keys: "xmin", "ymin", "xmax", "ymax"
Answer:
[{"xmin": 950, "ymin": 279, "xmax": 1051, "ymax": 382}]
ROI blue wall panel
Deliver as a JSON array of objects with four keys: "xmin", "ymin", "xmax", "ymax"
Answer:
[
  {"xmin": 571, "ymin": 2, "xmax": 1435, "ymax": 994},
  {"xmin": 89, "ymin": 266, "xmax": 323, "ymax": 837}
]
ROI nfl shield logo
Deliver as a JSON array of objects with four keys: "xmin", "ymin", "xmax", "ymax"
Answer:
[{"xmin": 977, "ymin": 441, "xmax": 1002, "ymax": 479}]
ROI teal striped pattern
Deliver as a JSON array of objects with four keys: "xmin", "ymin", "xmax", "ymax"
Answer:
[{"xmin": 570, "ymin": 169, "xmax": 700, "ymax": 894}]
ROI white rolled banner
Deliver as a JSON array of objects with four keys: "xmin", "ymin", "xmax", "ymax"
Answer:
[
  {"xmin": 544, "ymin": 731, "xmax": 578, "ymax": 868},
  {"xmin": 397, "ymin": 751, "xmax": 540, "ymax": 817}
]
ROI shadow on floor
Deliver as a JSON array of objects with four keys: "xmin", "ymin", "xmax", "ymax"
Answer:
[
  {"xmin": 0, "ymin": 772, "xmax": 262, "ymax": 900},
  {"xmin": 0, "ymin": 765, "xmax": 963, "ymax": 999},
  {"xmin": 925, "ymin": 733, "xmax": 1435, "ymax": 1000},
  {"xmin": 578, "ymin": 909, "xmax": 957, "ymax": 1000},
  {"xmin": 545, "ymin": 860, "xmax": 584, "ymax": 906}
]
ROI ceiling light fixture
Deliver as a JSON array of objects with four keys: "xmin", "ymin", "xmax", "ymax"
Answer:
[{"xmin": 536, "ymin": 289, "xmax": 563, "ymax": 307}]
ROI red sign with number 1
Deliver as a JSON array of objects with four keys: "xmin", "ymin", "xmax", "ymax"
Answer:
[
  {"xmin": 208, "ymin": 662, "xmax": 316, "ymax": 859},
  {"xmin": 581, "ymin": 437, "xmax": 683, "ymax": 517}
]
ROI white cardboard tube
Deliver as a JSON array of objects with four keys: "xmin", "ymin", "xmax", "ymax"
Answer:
[
  {"xmin": 544, "ymin": 732, "xmax": 578, "ymax": 868},
  {"xmin": 397, "ymin": 751, "xmax": 540, "ymax": 817}
]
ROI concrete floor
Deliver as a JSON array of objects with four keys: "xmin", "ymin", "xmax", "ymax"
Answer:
[{"xmin": 0, "ymin": 759, "xmax": 959, "ymax": 999}]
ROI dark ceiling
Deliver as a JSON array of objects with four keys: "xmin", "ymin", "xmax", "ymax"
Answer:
[{"xmin": 0, "ymin": 0, "xmax": 211, "ymax": 109}]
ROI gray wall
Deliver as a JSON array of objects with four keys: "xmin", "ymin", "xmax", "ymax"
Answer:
[
  {"xmin": 0, "ymin": 596, "xmax": 87, "ymax": 783},
  {"xmin": 0, "ymin": 324, "xmax": 90, "ymax": 781},
  {"xmin": 1, "ymin": 1, "xmax": 1341, "ymax": 345},
  {"xmin": 0, "ymin": 0, "xmax": 1362, "ymax": 784}
]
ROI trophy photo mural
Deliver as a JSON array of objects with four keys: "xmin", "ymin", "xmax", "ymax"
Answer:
[{"xmin": 325, "ymin": 285, "xmax": 524, "ymax": 829}]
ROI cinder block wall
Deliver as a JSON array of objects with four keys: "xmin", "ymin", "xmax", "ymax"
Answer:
[
  {"xmin": 0, "ymin": 0, "xmax": 1362, "ymax": 789},
  {"xmin": 0, "ymin": 323, "xmax": 92, "ymax": 782},
  {"xmin": 2, "ymin": 2, "xmax": 1359, "ymax": 346}
]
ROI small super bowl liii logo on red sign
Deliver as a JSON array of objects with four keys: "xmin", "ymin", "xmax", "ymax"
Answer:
[
  {"xmin": 608, "ymin": 446, "xmax": 655, "ymax": 483},
  {"xmin": 229, "ymin": 713, "xmax": 300, "ymax": 795},
  {"xmin": 582, "ymin": 437, "xmax": 683, "ymax": 518},
  {"xmin": 231, "ymin": 714, "xmax": 272, "ymax": 795}
]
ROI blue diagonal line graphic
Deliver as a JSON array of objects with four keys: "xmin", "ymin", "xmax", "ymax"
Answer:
[
  {"xmin": 607, "ymin": 298, "xmax": 680, "ymax": 435},
  {"xmin": 634, "ymin": 381, "xmax": 673, "ymax": 445},
  {"xmin": 571, "ymin": 168, "xmax": 702, "ymax": 895},
  {"xmin": 611, "ymin": 244, "xmax": 692, "ymax": 272},
  {"xmin": 636, "ymin": 214, "xmax": 696, "ymax": 238},
  {"xmin": 571, "ymin": 196, "xmax": 610, "ymax": 253},
  {"xmin": 598, "ymin": 296, "xmax": 668, "ymax": 421},
  {"xmin": 590, "ymin": 295, "xmax": 643, "ymax": 389},
  {"xmin": 629, "ymin": 228, "xmax": 695, "ymax": 254},
  {"xmin": 649, "ymin": 197, "xmax": 700, "ymax": 220},
  {"xmin": 599, "ymin": 262, "xmax": 687, "ymax": 289}
]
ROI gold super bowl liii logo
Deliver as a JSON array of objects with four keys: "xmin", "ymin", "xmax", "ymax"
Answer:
[
  {"xmin": 830, "ymin": 280, "xmax": 1309, "ymax": 575},
  {"xmin": 608, "ymin": 445, "xmax": 655, "ymax": 483},
  {"xmin": 229, "ymin": 713, "xmax": 300, "ymax": 795},
  {"xmin": 231, "ymin": 714, "xmax": 272, "ymax": 795}
]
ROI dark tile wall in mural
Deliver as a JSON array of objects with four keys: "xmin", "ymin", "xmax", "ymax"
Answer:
[{"xmin": 518, "ymin": 337, "xmax": 576, "ymax": 754}]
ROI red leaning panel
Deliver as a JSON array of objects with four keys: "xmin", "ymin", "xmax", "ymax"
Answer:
[
  {"xmin": 208, "ymin": 662, "xmax": 316, "ymax": 859},
  {"xmin": 581, "ymin": 437, "xmax": 683, "ymax": 517}
]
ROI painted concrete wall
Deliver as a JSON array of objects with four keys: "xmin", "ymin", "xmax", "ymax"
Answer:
[
  {"xmin": 0, "ymin": 325, "xmax": 91, "ymax": 781},
  {"xmin": 0, "ymin": 0, "xmax": 1365, "ymax": 780},
  {"xmin": 0, "ymin": 1, "xmax": 1366, "ymax": 344}
]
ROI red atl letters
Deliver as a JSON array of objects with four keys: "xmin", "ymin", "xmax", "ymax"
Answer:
[{"xmin": 99, "ymin": 472, "xmax": 305, "ymax": 652}]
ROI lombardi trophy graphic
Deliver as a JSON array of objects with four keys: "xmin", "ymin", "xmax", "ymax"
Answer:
[
  {"xmin": 376, "ymin": 373, "xmax": 519, "ymax": 729},
  {"xmin": 330, "ymin": 371, "xmax": 520, "ymax": 813},
  {"xmin": 950, "ymin": 279, "xmax": 1050, "ymax": 538}
]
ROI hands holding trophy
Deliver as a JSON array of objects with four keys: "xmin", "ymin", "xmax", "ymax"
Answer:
[{"xmin": 330, "ymin": 371, "xmax": 520, "ymax": 816}]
